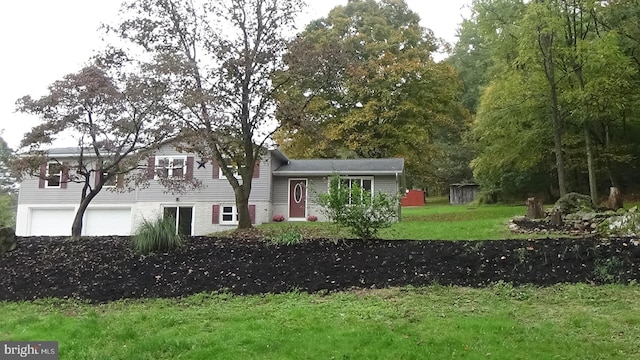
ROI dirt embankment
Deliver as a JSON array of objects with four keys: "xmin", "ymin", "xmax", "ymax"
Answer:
[{"xmin": 1, "ymin": 236, "xmax": 639, "ymax": 302}]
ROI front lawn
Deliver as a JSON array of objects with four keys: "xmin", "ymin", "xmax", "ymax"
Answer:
[
  {"xmin": 2, "ymin": 285, "xmax": 640, "ymax": 359},
  {"xmin": 389, "ymin": 204, "xmax": 526, "ymax": 240},
  {"xmin": 4, "ymin": 199, "xmax": 640, "ymax": 359},
  {"xmin": 258, "ymin": 203, "xmax": 527, "ymax": 240}
]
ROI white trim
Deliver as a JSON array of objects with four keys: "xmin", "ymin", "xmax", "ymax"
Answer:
[
  {"xmin": 83, "ymin": 206, "xmax": 133, "ymax": 236},
  {"xmin": 160, "ymin": 204, "xmax": 195, "ymax": 235},
  {"xmin": 100, "ymin": 171, "xmax": 116, "ymax": 188},
  {"xmin": 328, "ymin": 176, "xmax": 375, "ymax": 204},
  {"xmin": 218, "ymin": 164, "xmax": 241, "ymax": 180},
  {"xmin": 22, "ymin": 204, "xmax": 135, "ymax": 236},
  {"xmin": 155, "ymin": 155, "xmax": 188, "ymax": 179},
  {"xmin": 287, "ymin": 178, "xmax": 308, "ymax": 220},
  {"xmin": 26, "ymin": 206, "xmax": 75, "ymax": 236},
  {"xmin": 45, "ymin": 162, "xmax": 62, "ymax": 188},
  {"xmin": 219, "ymin": 204, "xmax": 239, "ymax": 225}
]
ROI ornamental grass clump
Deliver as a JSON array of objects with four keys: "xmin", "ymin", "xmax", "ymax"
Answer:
[
  {"xmin": 269, "ymin": 227, "xmax": 303, "ymax": 245},
  {"xmin": 132, "ymin": 216, "xmax": 184, "ymax": 254}
]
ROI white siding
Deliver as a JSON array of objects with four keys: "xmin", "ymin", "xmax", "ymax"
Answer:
[{"xmin": 130, "ymin": 201, "xmax": 272, "ymax": 236}]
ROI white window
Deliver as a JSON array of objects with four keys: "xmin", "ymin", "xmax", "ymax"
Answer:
[
  {"xmin": 339, "ymin": 177, "xmax": 374, "ymax": 204},
  {"xmin": 45, "ymin": 162, "xmax": 63, "ymax": 188},
  {"xmin": 101, "ymin": 171, "xmax": 117, "ymax": 188},
  {"xmin": 163, "ymin": 206, "xmax": 193, "ymax": 236},
  {"xmin": 220, "ymin": 205, "xmax": 238, "ymax": 224},
  {"xmin": 218, "ymin": 163, "xmax": 240, "ymax": 179},
  {"xmin": 155, "ymin": 156, "xmax": 187, "ymax": 179}
]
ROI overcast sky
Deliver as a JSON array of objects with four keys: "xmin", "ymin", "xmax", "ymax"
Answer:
[{"xmin": 0, "ymin": 0, "xmax": 470, "ymax": 149}]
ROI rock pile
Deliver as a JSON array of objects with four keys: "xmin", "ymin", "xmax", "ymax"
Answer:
[{"xmin": 510, "ymin": 193, "xmax": 636, "ymax": 236}]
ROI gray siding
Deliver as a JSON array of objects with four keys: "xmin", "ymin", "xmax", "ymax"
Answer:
[
  {"xmin": 137, "ymin": 146, "xmax": 270, "ymax": 203},
  {"xmin": 18, "ymin": 159, "xmax": 137, "ymax": 205},
  {"xmin": 272, "ymin": 174, "xmax": 400, "ymax": 208},
  {"xmin": 18, "ymin": 145, "xmax": 272, "ymax": 205},
  {"xmin": 375, "ymin": 175, "xmax": 401, "ymax": 197},
  {"xmin": 136, "ymin": 158, "xmax": 270, "ymax": 203}
]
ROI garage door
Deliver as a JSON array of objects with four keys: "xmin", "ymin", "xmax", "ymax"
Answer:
[
  {"xmin": 29, "ymin": 208, "xmax": 75, "ymax": 236},
  {"xmin": 83, "ymin": 208, "xmax": 132, "ymax": 236}
]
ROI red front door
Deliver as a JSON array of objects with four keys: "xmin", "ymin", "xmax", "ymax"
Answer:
[{"xmin": 289, "ymin": 179, "xmax": 307, "ymax": 219}]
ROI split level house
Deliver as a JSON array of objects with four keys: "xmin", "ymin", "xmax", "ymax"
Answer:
[{"xmin": 15, "ymin": 144, "xmax": 405, "ymax": 237}]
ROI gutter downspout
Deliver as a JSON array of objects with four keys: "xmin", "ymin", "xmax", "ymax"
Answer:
[{"xmin": 396, "ymin": 171, "xmax": 403, "ymax": 222}]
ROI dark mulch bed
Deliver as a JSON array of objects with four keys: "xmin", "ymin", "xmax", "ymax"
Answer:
[{"xmin": 2, "ymin": 236, "xmax": 640, "ymax": 303}]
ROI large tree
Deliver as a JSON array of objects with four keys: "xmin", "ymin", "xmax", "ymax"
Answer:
[
  {"xmin": 107, "ymin": 0, "xmax": 303, "ymax": 229},
  {"xmin": 0, "ymin": 135, "xmax": 16, "ymax": 227},
  {"xmin": 462, "ymin": 0, "xmax": 640, "ymax": 201},
  {"xmin": 0, "ymin": 135, "xmax": 17, "ymax": 195},
  {"xmin": 14, "ymin": 62, "xmax": 178, "ymax": 240},
  {"xmin": 274, "ymin": 0, "xmax": 465, "ymax": 188}
]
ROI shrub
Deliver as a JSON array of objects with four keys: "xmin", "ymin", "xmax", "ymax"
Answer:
[
  {"xmin": 317, "ymin": 174, "xmax": 398, "ymax": 239},
  {"xmin": 553, "ymin": 192, "xmax": 594, "ymax": 214},
  {"xmin": 272, "ymin": 214, "xmax": 285, "ymax": 222},
  {"xmin": 0, "ymin": 194, "xmax": 15, "ymax": 228},
  {"xmin": 307, "ymin": 215, "xmax": 318, "ymax": 222},
  {"xmin": 269, "ymin": 227, "xmax": 302, "ymax": 245},
  {"xmin": 132, "ymin": 216, "xmax": 184, "ymax": 254}
]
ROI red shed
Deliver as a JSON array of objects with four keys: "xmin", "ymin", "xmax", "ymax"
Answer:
[{"xmin": 401, "ymin": 189, "xmax": 425, "ymax": 207}]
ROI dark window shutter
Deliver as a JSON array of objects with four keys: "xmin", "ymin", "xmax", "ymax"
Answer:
[
  {"xmin": 146, "ymin": 157, "xmax": 155, "ymax": 179},
  {"xmin": 38, "ymin": 163, "xmax": 46, "ymax": 188},
  {"xmin": 212, "ymin": 205, "xmax": 220, "ymax": 224},
  {"xmin": 61, "ymin": 161, "xmax": 69, "ymax": 189},
  {"xmin": 249, "ymin": 204, "xmax": 256, "ymax": 224},
  {"xmin": 116, "ymin": 174, "xmax": 125, "ymax": 188},
  {"xmin": 253, "ymin": 161, "xmax": 260, "ymax": 178},
  {"xmin": 212, "ymin": 162, "xmax": 219, "ymax": 179},
  {"xmin": 95, "ymin": 166, "xmax": 102, "ymax": 188},
  {"xmin": 186, "ymin": 156, "xmax": 194, "ymax": 180}
]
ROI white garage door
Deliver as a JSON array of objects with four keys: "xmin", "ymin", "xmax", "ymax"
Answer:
[
  {"xmin": 83, "ymin": 208, "xmax": 132, "ymax": 236},
  {"xmin": 29, "ymin": 208, "xmax": 75, "ymax": 236}
]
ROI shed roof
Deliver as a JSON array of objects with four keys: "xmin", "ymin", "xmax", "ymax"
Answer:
[{"xmin": 273, "ymin": 158, "xmax": 404, "ymax": 176}]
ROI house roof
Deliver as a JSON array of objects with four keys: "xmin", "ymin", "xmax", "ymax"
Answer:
[
  {"xmin": 46, "ymin": 147, "xmax": 83, "ymax": 155},
  {"xmin": 272, "ymin": 158, "xmax": 404, "ymax": 176}
]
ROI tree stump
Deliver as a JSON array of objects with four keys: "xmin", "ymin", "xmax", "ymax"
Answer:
[
  {"xmin": 607, "ymin": 187, "xmax": 623, "ymax": 211},
  {"xmin": 526, "ymin": 197, "xmax": 544, "ymax": 219},
  {"xmin": 550, "ymin": 209, "xmax": 563, "ymax": 227}
]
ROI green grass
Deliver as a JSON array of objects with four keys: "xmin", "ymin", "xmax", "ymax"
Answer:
[
  {"xmin": 2, "ymin": 284, "xmax": 640, "ymax": 359},
  {"xmin": 258, "ymin": 202, "xmax": 527, "ymax": 240},
  {"xmin": 257, "ymin": 200, "xmax": 640, "ymax": 241},
  {"xmin": 387, "ymin": 204, "xmax": 526, "ymax": 240}
]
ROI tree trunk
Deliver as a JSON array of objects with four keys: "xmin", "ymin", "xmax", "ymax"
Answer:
[
  {"xmin": 70, "ymin": 189, "xmax": 100, "ymax": 240},
  {"xmin": 526, "ymin": 197, "xmax": 544, "ymax": 219},
  {"xmin": 550, "ymin": 89, "xmax": 567, "ymax": 197},
  {"xmin": 550, "ymin": 209, "xmax": 563, "ymax": 227},
  {"xmin": 607, "ymin": 186, "xmax": 623, "ymax": 211},
  {"xmin": 584, "ymin": 125, "xmax": 598, "ymax": 205},
  {"xmin": 235, "ymin": 186, "xmax": 252, "ymax": 229},
  {"xmin": 603, "ymin": 124, "xmax": 620, "ymax": 189},
  {"xmin": 540, "ymin": 31, "xmax": 567, "ymax": 197}
]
